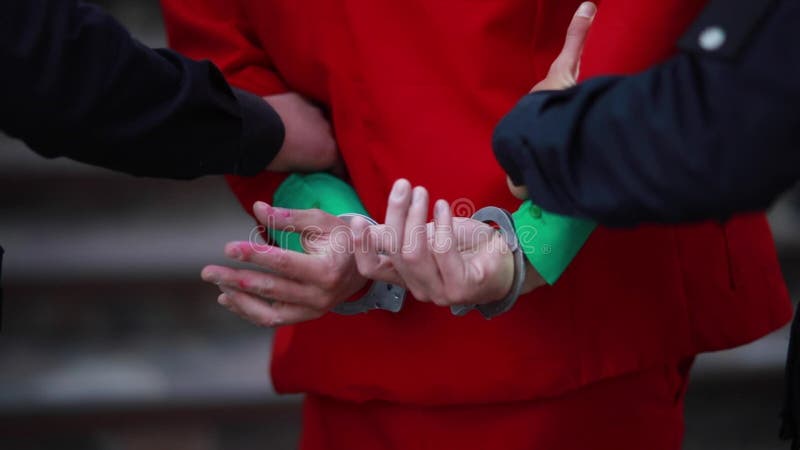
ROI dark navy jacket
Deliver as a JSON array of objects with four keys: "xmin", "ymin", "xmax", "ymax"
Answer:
[
  {"xmin": 0, "ymin": 0, "xmax": 285, "ymax": 179},
  {"xmin": 494, "ymin": 0, "xmax": 800, "ymax": 446},
  {"xmin": 0, "ymin": 0, "xmax": 287, "ymax": 328},
  {"xmin": 493, "ymin": 0, "xmax": 798, "ymax": 227}
]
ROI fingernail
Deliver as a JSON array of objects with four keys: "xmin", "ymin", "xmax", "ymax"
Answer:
[
  {"xmin": 220, "ymin": 287, "xmax": 237, "ymax": 297},
  {"xmin": 202, "ymin": 269, "xmax": 220, "ymax": 284},
  {"xmin": 227, "ymin": 246, "xmax": 243, "ymax": 260},
  {"xmin": 413, "ymin": 187, "xmax": 426, "ymax": 203},
  {"xmin": 254, "ymin": 201, "xmax": 269, "ymax": 214},
  {"xmin": 436, "ymin": 200, "xmax": 449, "ymax": 216},
  {"xmin": 391, "ymin": 179, "xmax": 410, "ymax": 200},
  {"xmin": 218, "ymin": 294, "xmax": 229, "ymax": 306},
  {"xmin": 576, "ymin": 1, "xmax": 596, "ymax": 18}
]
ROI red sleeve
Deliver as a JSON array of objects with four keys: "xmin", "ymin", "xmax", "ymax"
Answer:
[
  {"xmin": 160, "ymin": 0, "xmax": 287, "ymax": 95},
  {"xmin": 160, "ymin": 0, "xmax": 288, "ymax": 216},
  {"xmin": 579, "ymin": 0, "xmax": 707, "ymax": 78}
]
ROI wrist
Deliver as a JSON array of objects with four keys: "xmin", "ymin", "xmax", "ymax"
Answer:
[
  {"xmin": 512, "ymin": 201, "xmax": 596, "ymax": 285},
  {"xmin": 521, "ymin": 260, "xmax": 547, "ymax": 294}
]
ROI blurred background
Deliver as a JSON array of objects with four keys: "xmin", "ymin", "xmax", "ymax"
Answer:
[{"xmin": 1, "ymin": 1, "xmax": 799, "ymax": 449}]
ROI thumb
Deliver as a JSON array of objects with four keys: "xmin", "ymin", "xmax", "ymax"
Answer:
[{"xmin": 548, "ymin": 2, "xmax": 597, "ymax": 83}]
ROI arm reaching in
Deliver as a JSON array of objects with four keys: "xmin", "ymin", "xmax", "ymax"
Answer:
[{"xmin": 0, "ymin": 0, "xmax": 287, "ymax": 179}]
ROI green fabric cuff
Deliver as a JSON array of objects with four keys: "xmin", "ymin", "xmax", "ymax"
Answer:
[
  {"xmin": 270, "ymin": 173, "xmax": 369, "ymax": 252},
  {"xmin": 512, "ymin": 201, "xmax": 596, "ymax": 285}
]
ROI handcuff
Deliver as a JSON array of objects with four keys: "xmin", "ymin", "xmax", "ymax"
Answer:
[
  {"xmin": 331, "ymin": 208, "xmax": 526, "ymax": 319},
  {"xmin": 449, "ymin": 207, "xmax": 527, "ymax": 320},
  {"xmin": 270, "ymin": 173, "xmax": 527, "ymax": 319},
  {"xmin": 332, "ymin": 214, "xmax": 407, "ymax": 315}
]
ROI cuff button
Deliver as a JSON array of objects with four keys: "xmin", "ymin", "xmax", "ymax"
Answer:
[{"xmin": 699, "ymin": 26, "xmax": 726, "ymax": 51}]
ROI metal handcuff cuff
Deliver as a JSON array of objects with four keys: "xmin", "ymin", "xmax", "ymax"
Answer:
[{"xmin": 333, "ymin": 207, "xmax": 527, "ymax": 319}]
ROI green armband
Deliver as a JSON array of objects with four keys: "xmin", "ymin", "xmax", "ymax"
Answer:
[
  {"xmin": 512, "ymin": 201, "xmax": 596, "ymax": 285},
  {"xmin": 270, "ymin": 173, "xmax": 369, "ymax": 252}
]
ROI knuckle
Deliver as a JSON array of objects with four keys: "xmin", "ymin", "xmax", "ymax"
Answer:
[
  {"xmin": 482, "ymin": 257, "xmax": 499, "ymax": 276},
  {"xmin": 429, "ymin": 296, "xmax": 445, "ymax": 307},
  {"xmin": 400, "ymin": 249, "xmax": 422, "ymax": 265},
  {"xmin": 388, "ymin": 196, "xmax": 408, "ymax": 210},
  {"xmin": 254, "ymin": 279, "xmax": 274, "ymax": 298},
  {"xmin": 355, "ymin": 262, "xmax": 373, "ymax": 278},
  {"xmin": 310, "ymin": 208, "xmax": 326, "ymax": 220},
  {"xmin": 411, "ymin": 289, "xmax": 429, "ymax": 302},
  {"xmin": 274, "ymin": 251, "xmax": 290, "ymax": 273},
  {"xmin": 255, "ymin": 315, "xmax": 276, "ymax": 328},
  {"xmin": 318, "ymin": 270, "xmax": 341, "ymax": 291},
  {"xmin": 472, "ymin": 265, "xmax": 488, "ymax": 285},
  {"xmin": 559, "ymin": 72, "xmax": 576, "ymax": 86},
  {"xmin": 356, "ymin": 258, "xmax": 378, "ymax": 277},
  {"xmin": 440, "ymin": 293, "xmax": 459, "ymax": 306},
  {"xmin": 445, "ymin": 285, "xmax": 469, "ymax": 305},
  {"xmin": 566, "ymin": 29, "xmax": 581, "ymax": 40},
  {"xmin": 318, "ymin": 293, "xmax": 339, "ymax": 310},
  {"xmin": 428, "ymin": 288, "xmax": 447, "ymax": 305}
]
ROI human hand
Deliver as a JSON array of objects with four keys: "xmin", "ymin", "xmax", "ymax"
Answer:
[
  {"xmin": 508, "ymin": 1, "xmax": 597, "ymax": 199},
  {"xmin": 530, "ymin": 1, "xmax": 596, "ymax": 93},
  {"xmin": 263, "ymin": 92, "xmax": 344, "ymax": 174},
  {"xmin": 352, "ymin": 180, "xmax": 546, "ymax": 308},
  {"xmin": 201, "ymin": 201, "xmax": 367, "ymax": 327}
]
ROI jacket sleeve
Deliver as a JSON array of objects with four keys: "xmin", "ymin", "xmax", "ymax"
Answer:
[
  {"xmin": 0, "ymin": 0, "xmax": 285, "ymax": 179},
  {"xmin": 161, "ymin": 0, "xmax": 289, "ymax": 212},
  {"xmin": 493, "ymin": 0, "xmax": 799, "ymax": 226},
  {"xmin": 501, "ymin": 0, "xmax": 711, "ymax": 282}
]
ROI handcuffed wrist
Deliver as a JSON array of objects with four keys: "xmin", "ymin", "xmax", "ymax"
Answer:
[
  {"xmin": 512, "ymin": 201, "xmax": 596, "ymax": 285},
  {"xmin": 270, "ymin": 173, "xmax": 406, "ymax": 315}
]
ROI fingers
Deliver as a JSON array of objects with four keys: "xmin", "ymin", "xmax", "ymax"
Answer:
[
  {"xmin": 223, "ymin": 241, "xmax": 327, "ymax": 281},
  {"xmin": 217, "ymin": 289, "xmax": 324, "ymax": 327},
  {"xmin": 400, "ymin": 187, "xmax": 444, "ymax": 300},
  {"xmin": 352, "ymin": 217, "xmax": 404, "ymax": 285},
  {"xmin": 431, "ymin": 200, "xmax": 468, "ymax": 301},
  {"xmin": 507, "ymin": 176, "xmax": 529, "ymax": 200},
  {"xmin": 404, "ymin": 187, "xmax": 429, "ymax": 253},
  {"xmin": 202, "ymin": 265, "xmax": 326, "ymax": 308},
  {"xmin": 253, "ymin": 201, "xmax": 342, "ymax": 234},
  {"xmin": 549, "ymin": 2, "xmax": 597, "ymax": 82},
  {"xmin": 384, "ymin": 179, "xmax": 412, "ymax": 246},
  {"xmin": 383, "ymin": 180, "xmax": 445, "ymax": 301}
]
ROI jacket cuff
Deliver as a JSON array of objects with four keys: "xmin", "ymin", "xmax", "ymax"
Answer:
[
  {"xmin": 492, "ymin": 91, "xmax": 560, "ymax": 186},
  {"xmin": 233, "ymin": 88, "xmax": 286, "ymax": 176},
  {"xmin": 512, "ymin": 201, "xmax": 596, "ymax": 285}
]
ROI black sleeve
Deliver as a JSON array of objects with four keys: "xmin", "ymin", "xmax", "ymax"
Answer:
[
  {"xmin": 0, "ymin": 246, "xmax": 4, "ymax": 331},
  {"xmin": 0, "ymin": 0, "xmax": 284, "ymax": 179},
  {"xmin": 492, "ymin": 0, "xmax": 800, "ymax": 226}
]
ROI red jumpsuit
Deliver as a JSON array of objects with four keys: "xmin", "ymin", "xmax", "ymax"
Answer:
[{"xmin": 162, "ymin": 1, "xmax": 792, "ymax": 448}]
